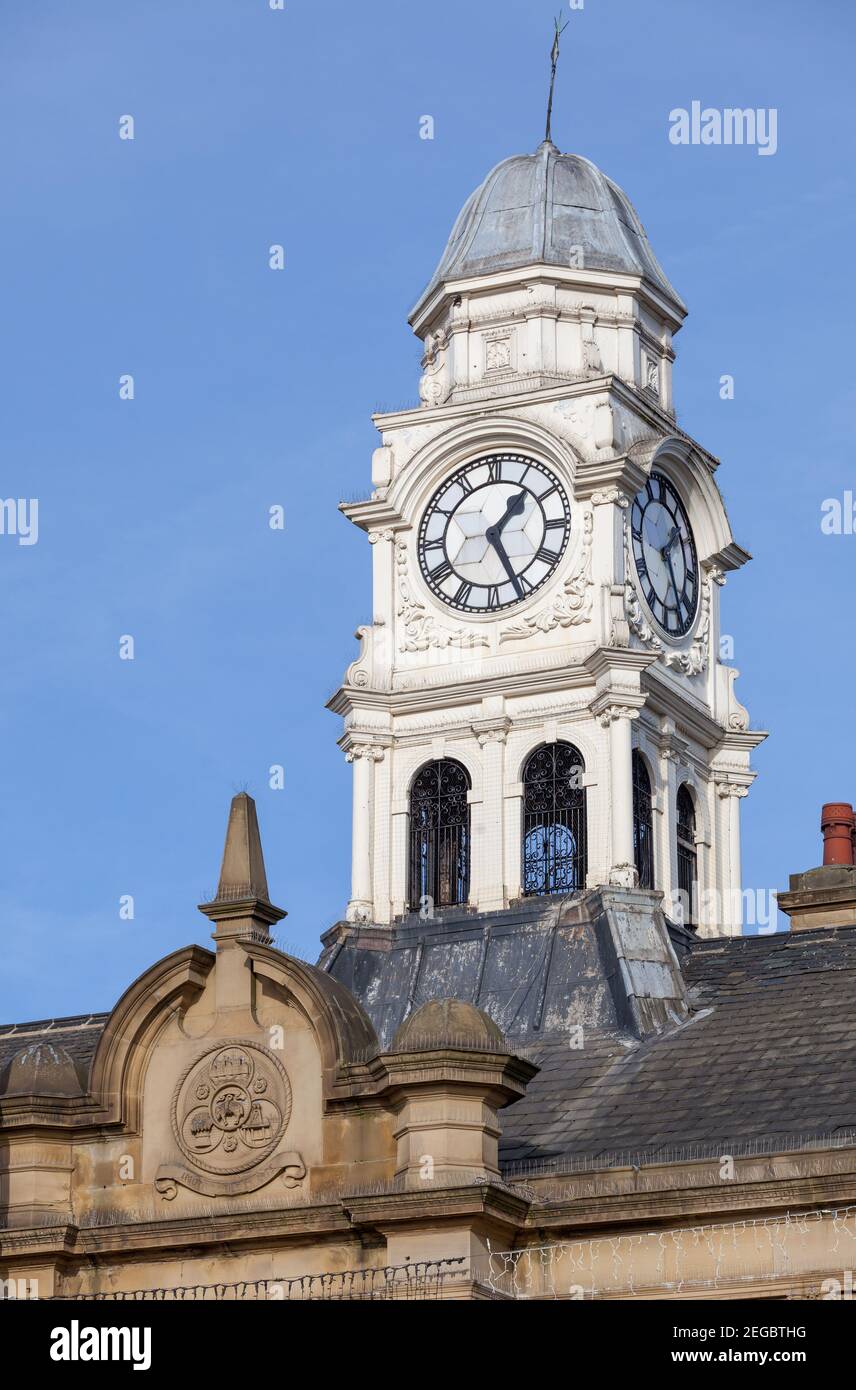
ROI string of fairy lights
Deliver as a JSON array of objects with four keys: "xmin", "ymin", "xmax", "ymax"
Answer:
[{"xmin": 480, "ymin": 1204, "xmax": 856, "ymax": 1298}]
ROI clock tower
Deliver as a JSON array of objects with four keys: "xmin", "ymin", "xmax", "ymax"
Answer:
[{"xmin": 328, "ymin": 140, "xmax": 765, "ymax": 938}]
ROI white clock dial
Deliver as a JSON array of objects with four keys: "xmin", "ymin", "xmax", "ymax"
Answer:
[{"xmin": 417, "ymin": 453, "xmax": 572, "ymax": 612}]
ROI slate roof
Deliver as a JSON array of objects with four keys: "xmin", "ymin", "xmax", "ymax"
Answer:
[
  {"xmin": 326, "ymin": 915, "xmax": 856, "ymax": 1169},
  {"xmin": 497, "ymin": 928, "xmax": 856, "ymax": 1167},
  {"xmin": 0, "ymin": 1014, "xmax": 107, "ymax": 1088}
]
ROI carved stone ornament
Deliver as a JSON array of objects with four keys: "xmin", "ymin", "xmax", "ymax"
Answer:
[
  {"xmin": 484, "ymin": 331, "xmax": 512, "ymax": 373},
  {"xmin": 155, "ymin": 1041, "xmax": 305, "ymax": 1200},
  {"xmin": 725, "ymin": 667, "xmax": 751, "ymax": 731},
  {"xmin": 644, "ymin": 353, "xmax": 660, "ymax": 397},
  {"xmin": 500, "ymin": 508, "xmax": 593, "ymax": 642},
  {"xmin": 396, "ymin": 541, "xmax": 488, "ymax": 652},
  {"xmin": 418, "ymin": 330, "xmax": 450, "ymax": 408},
  {"xmin": 662, "ymin": 568, "xmax": 723, "ymax": 677},
  {"xmin": 622, "ymin": 516, "xmax": 720, "ymax": 677}
]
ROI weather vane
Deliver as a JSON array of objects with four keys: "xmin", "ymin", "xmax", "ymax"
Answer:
[{"xmin": 545, "ymin": 11, "xmax": 569, "ymax": 145}]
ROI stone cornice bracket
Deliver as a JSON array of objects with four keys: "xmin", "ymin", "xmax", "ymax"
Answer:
[
  {"xmin": 714, "ymin": 776, "xmax": 751, "ymax": 800},
  {"xmin": 575, "ymin": 452, "xmax": 648, "ymax": 503},
  {"xmin": 591, "ymin": 699, "xmax": 642, "ymax": 729},
  {"xmin": 591, "ymin": 487, "xmax": 630, "ymax": 508},
  {"xmin": 472, "ymin": 716, "xmax": 512, "ymax": 746},
  {"xmin": 343, "ymin": 741, "xmax": 387, "ymax": 763},
  {"xmin": 338, "ymin": 496, "xmax": 406, "ymax": 535},
  {"xmin": 585, "ymin": 647, "xmax": 652, "ymax": 727},
  {"xmin": 583, "ymin": 645, "xmax": 659, "ymax": 686}
]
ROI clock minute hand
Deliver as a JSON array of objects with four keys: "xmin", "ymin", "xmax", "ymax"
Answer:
[
  {"xmin": 663, "ymin": 546, "xmax": 681, "ymax": 610},
  {"xmin": 485, "ymin": 524, "xmax": 524, "ymax": 598}
]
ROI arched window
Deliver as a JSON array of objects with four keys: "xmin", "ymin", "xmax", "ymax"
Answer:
[
  {"xmin": 676, "ymin": 784, "xmax": 698, "ymax": 928},
  {"xmin": 408, "ymin": 760, "xmax": 470, "ymax": 912},
  {"xmin": 522, "ymin": 742, "xmax": 587, "ymax": 897},
  {"xmin": 632, "ymin": 750, "xmax": 654, "ymax": 889}
]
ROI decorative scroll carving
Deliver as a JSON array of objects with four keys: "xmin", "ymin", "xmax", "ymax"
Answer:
[
  {"xmin": 345, "ymin": 744, "xmax": 385, "ymax": 763},
  {"xmin": 156, "ymin": 1041, "xmax": 304, "ymax": 1200},
  {"xmin": 396, "ymin": 542, "xmax": 488, "ymax": 652},
  {"xmin": 725, "ymin": 667, "xmax": 751, "ymax": 731},
  {"xmin": 345, "ymin": 625, "xmax": 372, "ymax": 688},
  {"xmin": 595, "ymin": 704, "xmax": 640, "ymax": 729},
  {"xmin": 418, "ymin": 330, "xmax": 450, "ymax": 408},
  {"xmin": 499, "ymin": 509, "xmax": 593, "ymax": 642}
]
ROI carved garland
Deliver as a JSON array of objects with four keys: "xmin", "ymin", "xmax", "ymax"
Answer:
[
  {"xmin": 395, "ymin": 541, "xmax": 489, "ymax": 653},
  {"xmin": 499, "ymin": 508, "xmax": 594, "ymax": 643}
]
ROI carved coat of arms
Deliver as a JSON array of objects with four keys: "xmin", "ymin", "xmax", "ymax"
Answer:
[{"xmin": 155, "ymin": 1041, "xmax": 305, "ymax": 1200}]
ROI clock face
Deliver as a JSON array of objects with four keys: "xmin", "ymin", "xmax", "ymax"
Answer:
[
  {"xmin": 630, "ymin": 472, "xmax": 698, "ymax": 637},
  {"xmin": 417, "ymin": 453, "xmax": 572, "ymax": 613}
]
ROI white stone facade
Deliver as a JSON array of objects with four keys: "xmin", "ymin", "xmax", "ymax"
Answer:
[{"xmin": 329, "ymin": 153, "xmax": 765, "ymax": 938}]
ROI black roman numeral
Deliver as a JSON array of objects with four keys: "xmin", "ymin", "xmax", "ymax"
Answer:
[
  {"xmin": 454, "ymin": 581, "xmax": 473, "ymax": 606},
  {"xmin": 535, "ymin": 546, "xmax": 560, "ymax": 565}
]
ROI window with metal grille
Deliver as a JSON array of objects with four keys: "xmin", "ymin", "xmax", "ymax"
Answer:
[
  {"xmin": 408, "ymin": 760, "xmax": 470, "ymax": 912},
  {"xmin": 522, "ymin": 742, "xmax": 587, "ymax": 897},
  {"xmin": 632, "ymin": 750, "xmax": 654, "ymax": 889},
  {"xmin": 676, "ymin": 783, "xmax": 698, "ymax": 928}
]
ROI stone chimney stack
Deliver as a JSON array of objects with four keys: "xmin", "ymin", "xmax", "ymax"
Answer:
[
  {"xmin": 821, "ymin": 802, "xmax": 855, "ymax": 866},
  {"xmin": 778, "ymin": 801, "xmax": 856, "ymax": 932}
]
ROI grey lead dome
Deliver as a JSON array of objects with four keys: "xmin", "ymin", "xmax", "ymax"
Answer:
[{"xmin": 412, "ymin": 140, "xmax": 685, "ymax": 319}]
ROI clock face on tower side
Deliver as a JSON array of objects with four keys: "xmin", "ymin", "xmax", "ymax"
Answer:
[
  {"xmin": 630, "ymin": 472, "xmax": 699, "ymax": 637},
  {"xmin": 417, "ymin": 452, "xmax": 572, "ymax": 613}
]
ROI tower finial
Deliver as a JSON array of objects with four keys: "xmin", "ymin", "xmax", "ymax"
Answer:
[
  {"xmin": 198, "ymin": 791, "xmax": 286, "ymax": 945},
  {"xmin": 545, "ymin": 10, "xmax": 569, "ymax": 146}
]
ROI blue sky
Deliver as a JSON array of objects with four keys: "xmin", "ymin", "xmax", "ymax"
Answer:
[{"xmin": 1, "ymin": 0, "xmax": 854, "ymax": 1020}]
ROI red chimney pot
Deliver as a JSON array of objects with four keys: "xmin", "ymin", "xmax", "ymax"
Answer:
[{"xmin": 821, "ymin": 802, "xmax": 855, "ymax": 866}]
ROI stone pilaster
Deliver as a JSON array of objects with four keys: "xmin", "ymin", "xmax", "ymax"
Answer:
[{"xmin": 344, "ymin": 742, "xmax": 385, "ymax": 922}]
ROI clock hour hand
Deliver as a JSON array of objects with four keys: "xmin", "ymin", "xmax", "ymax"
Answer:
[
  {"xmin": 660, "ymin": 525, "xmax": 679, "ymax": 556},
  {"xmin": 485, "ymin": 524, "xmax": 524, "ymax": 598},
  {"xmin": 494, "ymin": 489, "xmax": 527, "ymax": 535}
]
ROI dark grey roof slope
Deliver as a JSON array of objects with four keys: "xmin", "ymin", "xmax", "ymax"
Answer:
[
  {"xmin": 322, "ymin": 900, "xmax": 620, "ymax": 1048},
  {"xmin": 0, "ymin": 1014, "xmax": 107, "ymax": 1088},
  {"xmin": 326, "ymin": 912, "xmax": 856, "ymax": 1169},
  {"xmin": 503, "ymin": 928, "xmax": 856, "ymax": 1166}
]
